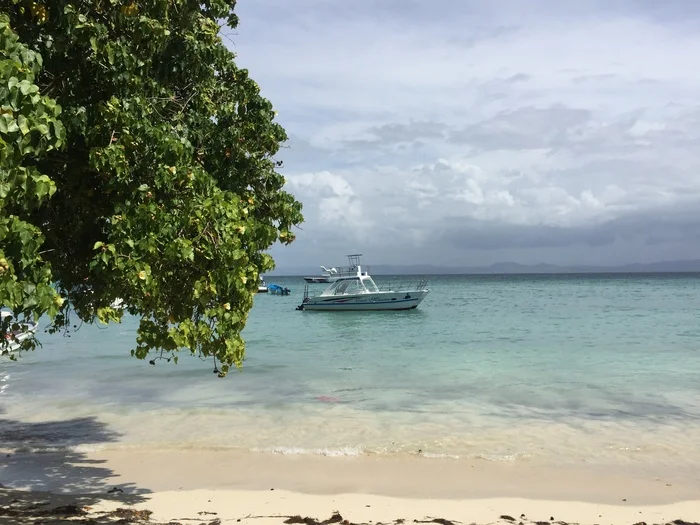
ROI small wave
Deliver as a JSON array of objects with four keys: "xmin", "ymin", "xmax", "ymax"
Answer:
[
  {"xmin": 251, "ymin": 446, "xmax": 363, "ymax": 457},
  {"xmin": 605, "ymin": 445, "xmax": 643, "ymax": 452},
  {"xmin": 467, "ymin": 452, "xmax": 532, "ymax": 462},
  {"xmin": 68, "ymin": 443, "xmax": 108, "ymax": 453},
  {"xmin": 3, "ymin": 443, "xmax": 108, "ymax": 454},
  {"xmin": 419, "ymin": 451, "xmax": 461, "ymax": 459},
  {"xmin": 417, "ymin": 451, "xmax": 530, "ymax": 461},
  {"xmin": 249, "ymin": 446, "xmax": 531, "ymax": 461}
]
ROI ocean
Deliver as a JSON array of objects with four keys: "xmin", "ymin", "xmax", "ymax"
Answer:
[{"xmin": 2, "ymin": 273, "xmax": 700, "ymax": 479}]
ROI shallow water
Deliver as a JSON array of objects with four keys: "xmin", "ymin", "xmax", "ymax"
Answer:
[{"xmin": 2, "ymin": 273, "xmax": 700, "ymax": 476}]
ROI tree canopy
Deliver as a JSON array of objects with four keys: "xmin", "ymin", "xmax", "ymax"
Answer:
[{"xmin": 0, "ymin": 1, "xmax": 303, "ymax": 375}]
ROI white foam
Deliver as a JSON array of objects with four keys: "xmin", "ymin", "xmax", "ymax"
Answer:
[
  {"xmin": 68, "ymin": 443, "xmax": 107, "ymax": 453},
  {"xmin": 419, "ymin": 452, "xmax": 461, "ymax": 459},
  {"xmin": 6, "ymin": 443, "xmax": 108, "ymax": 454},
  {"xmin": 467, "ymin": 452, "xmax": 532, "ymax": 462}
]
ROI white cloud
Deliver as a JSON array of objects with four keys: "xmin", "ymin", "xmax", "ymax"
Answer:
[
  {"xmin": 229, "ymin": 0, "xmax": 700, "ymax": 268},
  {"xmin": 285, "ymin": 171, "xmax": 371, "ymax": 233}
]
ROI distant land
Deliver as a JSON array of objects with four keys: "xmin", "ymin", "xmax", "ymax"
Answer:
[{"xmin": 266, "ymin": 259, "xmax": 700, "ymax": 276}]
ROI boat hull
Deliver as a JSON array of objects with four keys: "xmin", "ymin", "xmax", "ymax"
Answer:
[
  {"xmin": 2, "ymin": 320, "xmax": 38, "ymax": 352},
  {"xmin": 268, "ymin": 284, "xmax": 291, "ymax": 295},
  {"xmin": 303, "ymin": 276, "xmax": 333, "ymax": 283},
  {"xmin": 301, "ymin": 290, "xmax": 428, "ymax": 311}
]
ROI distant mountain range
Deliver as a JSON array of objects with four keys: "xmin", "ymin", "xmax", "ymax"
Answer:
[{"xmin": 267, "ymin": 259, "xmax": 700, "ymax": 276}]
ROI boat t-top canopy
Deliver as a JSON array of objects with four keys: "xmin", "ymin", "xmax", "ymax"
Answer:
[{"xmin": 346, "ymin": 254, "xmax": 363, "ymax": 269}]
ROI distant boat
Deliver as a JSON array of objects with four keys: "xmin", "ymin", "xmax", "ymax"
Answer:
[
  {"xmin": 296, "ymin": 254, "xmax": 429, "ymax": 311},
  {"xmin": 1, "ymin": 311, "xmax": 38, "ymax": 353},
  {"xmin": 258, "ymin": 277, "xmax": 268, "ymax": 293},
  {"xmin": 303, "ymin": 266, "xmax": 341, "ymax": 284},
  {"xmin": 268, "ymin": 284, "xmax": 291, "ymax": 296},
  {"xmin": 86, "ymin": 288, "xmax": 125, "ymax": 310},
  {"xmin": 111, "ymin": 298, "xmax": 125, "ymax": 309}
]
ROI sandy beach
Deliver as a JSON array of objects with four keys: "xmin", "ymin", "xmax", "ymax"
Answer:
[{"xmin": 1, "ymin": 449, "xmax": 699, "ymax": 524}]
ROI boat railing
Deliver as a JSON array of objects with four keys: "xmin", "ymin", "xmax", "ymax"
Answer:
[
  {"xmin": 301, "ymin": 277, "xmax": 429, "ymax": 301},
  {"xmin": 374, "ymin": 277, "xmax": 430, "ymax": 292},
  {"xmin": 302, "ymin": 284, "xmax": 331, "ymax": 299}
]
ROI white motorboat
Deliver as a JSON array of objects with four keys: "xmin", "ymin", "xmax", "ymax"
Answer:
[
  {"xmin": 303, "ymin": 266, "xmax": 341, "ymax": 284},
  {"xmin": 1, "ymin": 311, "xmax": 38, "ymax": 353},
  {"xmin": 296, "ymin": 254, "xmax": 429, "ymax": 311},
  {"xmin": 258, "ymin": 277, "xmax": 268, "ymax": 293}
]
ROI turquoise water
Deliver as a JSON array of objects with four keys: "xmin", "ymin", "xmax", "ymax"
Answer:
[{"xmin": 2, "ymin": 274, "xmax": 700, "ymax": 475}]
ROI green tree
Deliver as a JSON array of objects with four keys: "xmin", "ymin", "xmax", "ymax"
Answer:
[{"xmin": 0, "ymin": 1, "xmax": 303, "ymax": 375}]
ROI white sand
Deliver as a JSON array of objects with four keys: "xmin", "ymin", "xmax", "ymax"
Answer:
[
  {"xmin": 111, "ymin": 489, "xmax": 700, "ymax": 525},
  {"xmin": 2, "ymin": 487, "xmax": 699, "ymax": 525}
]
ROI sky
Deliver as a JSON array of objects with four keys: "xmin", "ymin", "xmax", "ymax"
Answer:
[{"xmin": 226, "ymin": 0, "xmax": 700, "ymax": 270}]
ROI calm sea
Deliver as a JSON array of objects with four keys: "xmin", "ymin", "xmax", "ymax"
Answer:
[{"xmin": 2, "ymin": 273, "xmax": 700, "ymax": 477}]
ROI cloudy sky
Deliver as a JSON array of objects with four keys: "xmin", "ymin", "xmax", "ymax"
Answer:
[{"xmin": 228, "ymin": 0, "xmax": 700, "ymax": 270}]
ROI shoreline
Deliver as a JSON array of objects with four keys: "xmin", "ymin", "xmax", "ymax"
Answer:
[
  {"xmin": 94, "ymin": 449, "xmax": 700, "ymax": 504},
  {"xmin": 2, "ymin": 449, "xmax": 700, "ymax": 524},
  {"xmin": 2, "ymin": 448, "xmax": 699, "ymax": 504}
]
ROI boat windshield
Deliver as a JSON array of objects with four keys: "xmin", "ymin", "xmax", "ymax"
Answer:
[{"xmin": 325, "ymin": 277, "xmax": 367, "ymax": 296}]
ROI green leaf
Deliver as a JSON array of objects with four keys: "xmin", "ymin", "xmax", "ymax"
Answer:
[
  {"xmin": 18, "ymin": 80, "xmax": 38, "ymax": 95},
  {"xmin": 17, "ymin": 115, "xmax": 29, "ymax": 135},
  {"xmin": 34, "ymin": 174, "xmax": 54, "ymax": 200},
  {"xmin": 53, "ymin": 120, "xmax": 65, "ymax": 140}
]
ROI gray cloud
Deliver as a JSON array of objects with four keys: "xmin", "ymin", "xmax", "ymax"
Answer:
[
  {"xmin": 343, "ymin": 121, "xmax": 449, "ymax": 151},
  {"xmin": 571, "ymin": 73, "xmax": 619, "ymax": 84},
  {"xmin": 504, "ymin": 73, "xmax": 531, "ymax": 83},
  {"xmin": 437, "ymin": 204, "xmax": 700, "ymax": 252},
  {"xmin": 449, "ymin": 105, "xmax": 592, "ymax": 151},
  {"xmin": 365, "ymin": 122, "xmax": 448, "ymax": 143},
  {"xmin": 277, "ymin": 135, "xmax": 332, "ymax": 171}
]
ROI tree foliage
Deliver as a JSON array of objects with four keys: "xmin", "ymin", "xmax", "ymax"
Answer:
[{"xmin": 0, "ymin": 1, "xmax": 303, "ymax": 374}]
